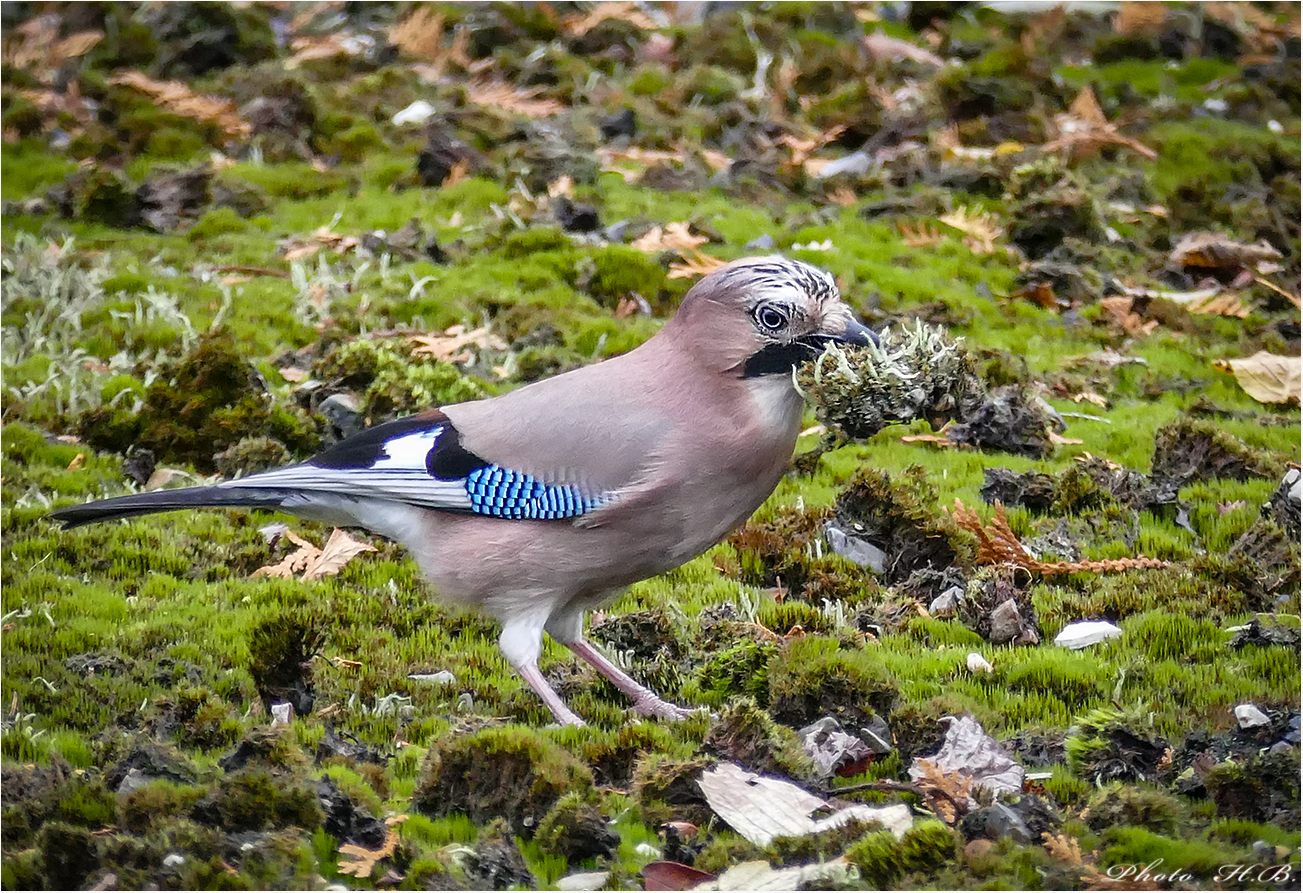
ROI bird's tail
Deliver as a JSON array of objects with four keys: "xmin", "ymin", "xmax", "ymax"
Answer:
[{"xmin": 48, "ymin": 486, "xmax": 303, "ymax": 529}]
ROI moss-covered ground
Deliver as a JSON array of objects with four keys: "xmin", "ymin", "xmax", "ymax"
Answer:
[{"xmin": 2, "ymin": 3, "xmax": 1299, "ymax": 890}]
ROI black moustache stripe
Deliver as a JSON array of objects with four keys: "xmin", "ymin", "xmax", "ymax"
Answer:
[{"xmin": 740, "ymin": 340, "xmax": 821, "ymax": 378}]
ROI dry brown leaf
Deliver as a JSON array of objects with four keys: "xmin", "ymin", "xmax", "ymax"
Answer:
[
  {"xmin": 913, "ymin": 759, "xmax": 974, "ymax": 824},
  {"xmin": 900, "ymin": 433, "xmax": 959, "ymax": 448},
  {"xmin": 547, "ymin": 174, "xmax": 575, "ymax": 198},
  {"xmin": 1099, "ymin": 296, "xmax": 1159, "ymax": 336},
  {"xmin": 596, "ymin": 146, "xmax": 685, "ymax": 182},
  {"xmin": 1045, "ymin": 86, "xmax": 1157, "ymax": 162},
  {"xmin": 338, "ymin": 815, "xmax": 407, "ymax": 878},
  {"xmin": 288, "ymin": 34, "xmax": 366, "ymax": 65},
  {"xmin": 825, "ymin": 185, "xmax": 858, "ymax": 207},
  {"xmin": 278, "ymin": 366, "xmax": 309, "ymax": 383},
  {"xmin": 409, "ymin": 325, "xmax": 508, "ymax": 363},
  {"xmin": 899, "ymin": 221, "xmax": 944, "ymax": 248},
  {"xmin": 938, "ymin": 206, "xmax": 1003, "ymax": 255},
  {"xmin": 950, "ymin": 500, "xmax": 1168, "ymax": 574},
  {"xmin": 66, "ymin": 453, "xmax": 85, "ymax": 471},
  {"xmin": 1214, "ymin": 351, "xmax": 1301, "ymax": 406},
  {"xmin": 442, "ymin": 157, "xmax": 471, "ymax": 188},
  {"xmin": 1253, "ymin": 274, "xmax": 1301, "ymax": 308},
  {"xmin": 390, "ymin": 6, "xmax": 444, "ymax": 61},
  {"xmin": 1071, "ymin": 392, "xmax": 1108, "ymax": 407},
  {"xmin": 667, "ymin": 251, "xmax": 729, "ymax": 280},
  {"xmin": 1012, "ymin": 282, "xmax": 1058, "ymax": 309},
  {"xmin": 302, "ymin": 529, "xmax": 377, "ymax": 581},
  {"xmin": 1187, "ymin": 292, "xmax": 1250, "ymax": 318},
  {"xmin": 778, "ymin": 124, "xmax": 848, "ymax": 165},
  {"xmin": 252, "ymin": 530, "xmax": 322, "ymax": 579},
  {"xmin": 700, "ymin": 148, "xmax": 732, "ymax": 172},
  {"xmin": 466, "ymin": 80, "xmax": 564, "ymax": 118},
  {"xmin": 1115, "ymin": 2, "xmax": 1167, "ymax": 35},
  {"xmin": 631, "ymin": 222, "xmax": 708, "ymax": 254},
  {"xmin": 1170, "ymin": 231, "xmax": 1283, "ymax": 273},
  {"xmin": 562, "ymin": 1, "xmax": 657, "ymax": 37},
  {"xmin": 2, "ymin": 16, "xmax": 102, "ymax": 73},
  {"xmin": 862, "ymin": 30, "xmax": 946, "ymax": 66},
  {"xmin": 1048, "ymin": 431, "xmax": 1084, "ymax": 446},
  {"xmin": 1042, "ymin": 832, "xmax": 1160, "ymax": 891},
  {"xmin": 331, "ymin": 656, "xmax": 363, "ymax": 669},
  {"xmin": 109, "ymin": 72, "xmax": 249, "ymax": 141}
]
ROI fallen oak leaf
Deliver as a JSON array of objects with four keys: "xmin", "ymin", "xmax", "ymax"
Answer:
[
  {"xmin": 303, "ymin": 529, "xmax": 378, "ymax": 580},
  {"xmin": 1213, "ymin": 351, "xmax": 1301, "ymax": 406},
  {"xmin": 252, "ymin": 529, "xmax": 321, "ymax": 579}
]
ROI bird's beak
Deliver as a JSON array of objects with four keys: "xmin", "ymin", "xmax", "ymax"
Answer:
[{"xmin": 834, "ymin": 317, "xmax": 879, "ymax": 347}]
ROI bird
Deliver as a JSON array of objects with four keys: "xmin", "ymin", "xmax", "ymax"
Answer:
[{"xmin": 50, "ymin": 256, "xmax": 877, "ymax": 726}]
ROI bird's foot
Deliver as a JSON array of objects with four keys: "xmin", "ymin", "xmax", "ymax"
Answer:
[{"xmin": 630, "ymin": 695, "xmax": 699, "ymax": 722}]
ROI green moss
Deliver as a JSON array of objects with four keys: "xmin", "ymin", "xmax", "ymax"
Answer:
[
  {"xmin": 413, "ymin": 726, "xmax": 594, "ymax": 836},
  {"xmin": 201, "ymin": 767, "xmax": 324, "ymax": 832},
  {"xmin": 188, "ymin": 207, "xmax": 252, "ymax": 241},
  {"xmin": 767, "ymin": 636, "xmax": 898, "ymax": 729},
  {"xmin": 1086, "ymin": 783, "xmax": 1188, "ymax": 836},
  {"xmin": 582, "ymin": 245, "xmax": 666, "ymax": 309},
  {"xmin": 704, "ymin": 698, "xmax": 817, "ymax": 781}
]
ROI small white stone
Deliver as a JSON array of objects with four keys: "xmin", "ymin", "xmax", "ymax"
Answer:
[
  {"xmin": 163, "ymin": 853, "xmax": 185, "ymax": 869},
  {"xmin": 634, "ymin": 842, "xmax": 660, "ymax": 859},
  {"xmin": 1269, "ymin": 120, "xmax": 1284, "ymax": 134},
  {"xmin": 408, "ymin": 670, "xmax": 457, "ymax": 685},
  {"xmin": 967, "ymin": 652, "xmax": 994, "ymax": 674},
  {"xmin": 1054, "ymin": 620, "xmax": 1122, "ymax": 650},
  {"xmin": 555, "ymin": 870, "xmax": 611, "ymax": 891},
  {"xmin": 392, "ymin": 100, "xmax": 436, "ymax": 126},
  {"xmin": 270, "ymin": 702, "xmax": 293, "ymax": 725},
  {"xmin": 1235, "ymin": 704, "xmax": 1270, "ymax": 729}
]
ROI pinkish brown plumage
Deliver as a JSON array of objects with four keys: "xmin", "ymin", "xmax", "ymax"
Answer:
[{"xmin": 51, "ymin": 256, "xmax": 876, "ymax": 725}]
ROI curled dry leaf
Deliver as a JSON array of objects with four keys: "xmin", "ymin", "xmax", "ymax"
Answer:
[
  {"xmin": 1214, "ymin": 351, "xmax": 1301, "ymax": 406},
  {"xmin": 949, "ymin": 500, "xmax": 1168, "ymax": 574}
]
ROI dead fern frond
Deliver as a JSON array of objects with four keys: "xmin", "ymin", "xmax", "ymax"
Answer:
[
  {"xmin": 913, "ymin": 758, "xmax": 974, "ymax": 825},
  {"xmin": 950, "ymin": 500, "xmax": 1169, "ymax": 575}
]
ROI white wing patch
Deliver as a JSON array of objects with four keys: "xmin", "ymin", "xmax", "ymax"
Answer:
[
  {"xmin": 372, "ymin": 428, "xmax": 442, "ymax": 471},
  {"xmin": 217, "ymin": 425, "xmax": 475, "ymax": 512}
]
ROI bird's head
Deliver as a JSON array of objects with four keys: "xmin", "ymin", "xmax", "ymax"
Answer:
[{"xmin": 668, "ymin": 256, "xmax": 877, "ymax": 377}]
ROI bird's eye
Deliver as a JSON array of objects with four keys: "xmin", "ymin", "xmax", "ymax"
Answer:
[{"xmin": 754, "ymin": 303, "xmax": 789, "ymax": 333}]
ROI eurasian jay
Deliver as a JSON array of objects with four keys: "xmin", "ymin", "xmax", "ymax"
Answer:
[{"xmin": 51, "ymin": 256, "xmax": 876, "ymax": 726}]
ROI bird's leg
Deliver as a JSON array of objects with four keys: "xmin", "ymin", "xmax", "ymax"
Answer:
[
  {"xmin": 499, "ymin": 610, "xmax": 585, "ymax": 727},
  {"xmin": 514, "ymin": 661, "xmax": 585, "ymax": 727},
  {"xmin": 565, "ymin": 639, "xmax": 695, "ymax": 721}
]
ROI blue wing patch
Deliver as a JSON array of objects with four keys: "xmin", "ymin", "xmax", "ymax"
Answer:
[
  {"xmin": 465, "ymin": 466, "xmax": 605, "ymax": 520},
  {"xmin": 227, "ymin": 412, "xmax": 609, "ymax": 520}
]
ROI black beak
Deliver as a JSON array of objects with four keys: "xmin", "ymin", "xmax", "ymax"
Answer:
[{"xmin": 835, "ymin": 317, "xmax": 879, "ymax": 347}]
